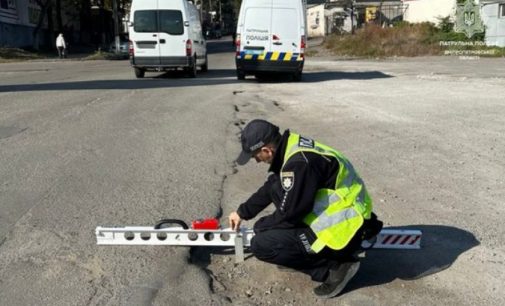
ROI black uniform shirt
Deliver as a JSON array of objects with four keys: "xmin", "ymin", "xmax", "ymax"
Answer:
[{"xmin": 237, "ymin": 130, "xmax": 340, "ymax": 232}]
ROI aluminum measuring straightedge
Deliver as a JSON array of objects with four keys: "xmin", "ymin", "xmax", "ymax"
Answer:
[{"xmin": 95, "ymin": 219, "xmax": 422, "ymax": 262}]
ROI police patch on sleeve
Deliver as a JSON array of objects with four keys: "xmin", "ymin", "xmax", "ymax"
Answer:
[
  {"xmin": 299, "ymin": 136, "xmax": 314, "ymax": 148},
  {"xmin": 281, "ymin": 171, "xmax": 295, "ymax": 191}
]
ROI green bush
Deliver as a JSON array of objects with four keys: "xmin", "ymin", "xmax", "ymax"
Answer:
[
  {"xmin": 435, "ymin": 15, "xmax": 485, "ymax": 42},
  {"xmin": 322, "ymin": 18, "xmax": 500, "ymax": 58}
]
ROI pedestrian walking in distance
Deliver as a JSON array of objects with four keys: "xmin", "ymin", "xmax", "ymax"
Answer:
[
  {"xmin": 229, "ymin": 119, "xmax": 383, "ymax": 298},
  {"xmin": 56, "ymin": 33, "xmax": 66, "ymax": 59}
]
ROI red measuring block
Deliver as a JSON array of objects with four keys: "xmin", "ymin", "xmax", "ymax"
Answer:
[{"xmin": 192, "ymin": 218, "xmax": 220, "ymax": 230}]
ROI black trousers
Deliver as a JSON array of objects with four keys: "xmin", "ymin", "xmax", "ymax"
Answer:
[
  {"xmin": 250, "ymin": 227, "xmax": 363, "ymax": 282},
  {"xmin": 57, "ymin": 47, "xmax": 66, "ymax": 58}
]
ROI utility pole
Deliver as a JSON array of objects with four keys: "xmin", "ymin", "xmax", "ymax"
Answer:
[
  {"xmin": 199, "ymin": 0, "xmax": 203, "ymax": 23},
  {"xmin": 112, "ymin": 0, "xmax": 120, "ymax": 54},
  {"xmin": 209, "ymin": 0, "xmax": 212, "ymax": 23},
  {"xmin": 219, "ymin": 0, "xmax": 222, "ymax": 27},
  {"xmin": 351, "ymin": 0, "xmax": 356, "ymax": 35}
]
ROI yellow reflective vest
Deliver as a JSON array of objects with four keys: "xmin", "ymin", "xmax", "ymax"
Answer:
[{"xmin": 282, "ymin": 133, "xmax": 373, "ymax": 253}]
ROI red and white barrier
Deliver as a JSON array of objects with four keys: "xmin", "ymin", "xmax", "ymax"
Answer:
[{"xmin": 367, "ymin": 229, "xmax": 422, "ymax": 249}]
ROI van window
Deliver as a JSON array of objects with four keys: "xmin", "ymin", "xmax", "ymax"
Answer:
[
  {"xmin": 159, "ymin": 10, "xmax": 184, "ymax": 35},
  {"xmin": 133, "ymin": 10, "xmax": 184, "ymax": 35},
  {"xmin": 134, "ymin": 10, "xmax": 158, "ymax": 33}
]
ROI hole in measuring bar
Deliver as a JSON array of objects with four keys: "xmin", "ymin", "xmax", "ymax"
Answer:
[
  {"xmin": 220, "ymin": 233, "xmax": 230, "ymax": 241},
  {"xmin": 204, "ymin": 232, "xmax": 214, "ymax": 241},
  {"xmin": 140, "ymin": 232, "xmax": 151, "ymax": 241},
  {"xmin": 157, "ymin": 232, "xmax": 167, "ymax": 241},
  {"xmin": 188, "ymin": 233, "xmax": 198, "ymax": 241},
  {"xmin": 125, "ymin": 232, "xmax": 135, "ymax": 241}
]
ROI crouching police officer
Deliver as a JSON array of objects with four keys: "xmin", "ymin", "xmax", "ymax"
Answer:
[{"xmin": 228, "ymin": 119, "xmax": 382, "ymax": 298}]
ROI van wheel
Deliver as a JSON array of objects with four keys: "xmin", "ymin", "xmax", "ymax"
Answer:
[
  {"xmin": 293, "ymin": 71, "xmax": 302, "ymax": 82},
  {"xmin": 201, "ymin": 54, "xmax": 208, "ymax": 72},
  {"xmin": 134, "ymin": 68, "xmax": 145, "ymax": 78},
  {"xmin": 237, "ymin": 69, "xmax": 245, "ymax": 80}
]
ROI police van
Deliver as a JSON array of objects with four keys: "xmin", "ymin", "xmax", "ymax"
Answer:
[
  {"xmin": 128, "ymin": 0, "xmax": 208, "ymax": 78},
  {"xmin": 235, "ymin": 0, "xmax": 307, "ymax": 81}
]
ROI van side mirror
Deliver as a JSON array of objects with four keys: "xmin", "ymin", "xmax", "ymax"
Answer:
[{"xmin": 184, "ymin": 21, "xmax": 190, "ymax": 27}]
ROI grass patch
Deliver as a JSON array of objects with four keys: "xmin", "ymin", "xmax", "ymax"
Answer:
[
  {"xmin": 0, "ymin": 47, "xmax": 42, "ymax": 62},
  {"xmin": 304, "ymin": 49, "xmax": 319, "ymax": 57},
  {"xmin": 323, "ymin": 22, "xmax": 505, "ymax": 58},
  {"xmin": 83, "ymin": 50, "xmax": 128, "ymax": 61},
  {"xmin": 490, "ymin": 48, "xmax": 505, "ymax": 56}
]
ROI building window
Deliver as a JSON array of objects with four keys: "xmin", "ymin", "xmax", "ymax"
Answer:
[{"xmin": 500, "ymin": 4, "xmax": 505, "ymax": 18}]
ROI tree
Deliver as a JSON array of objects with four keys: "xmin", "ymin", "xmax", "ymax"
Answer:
[
  {"xmin": 32, "ymin": 0, "xmax": 51, "ymax": 50},
  {"xmin": 55, "ymin": 0, "xmax": 63, "ymax": 32},
  {"xmin": 32, "ymin": 0, "xmax": 69, "ymax": 50}
]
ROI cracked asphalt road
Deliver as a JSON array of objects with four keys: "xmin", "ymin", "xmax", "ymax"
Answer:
[{"xmin": 1, "ymin": 38, "xmax": 504, "ymax": 305}]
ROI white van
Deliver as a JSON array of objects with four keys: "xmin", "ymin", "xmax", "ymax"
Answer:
[
  {"xmin": 235, "ymin": 0, "xmax": 307, "ymax": 81},
  {"xmin": 128, "ymin": 0, "xmax": 208, "ymax": 78}
]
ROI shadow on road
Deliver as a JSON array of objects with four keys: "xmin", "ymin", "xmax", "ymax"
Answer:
[
  {"xmin": 303, "ymin": 70, "xmax": 392, "ymax": 82},
  {"xmin": 0, "ymin": 70, "xmax": 393, "ymax": 93},
  {"xmin": 190, "ymin": 224, "xmax": 479, "ymax": 294},
  {"xmin": 346, "ymin": 225, "xmax": 479, "ymax": 293},
  {"xmin": 153, "ymin": 69, "xmax": 235, "ymax": 79},
  {"xmin": 256, "ymin": 70, "xmax": 392, "ymax": 83}
]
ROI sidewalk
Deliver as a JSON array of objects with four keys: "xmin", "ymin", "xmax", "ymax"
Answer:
[{"xmin": 0, "ymin": 46, "xmax": 127, "ymax": 63}]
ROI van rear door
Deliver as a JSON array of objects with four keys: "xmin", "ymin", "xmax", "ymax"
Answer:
[
  {"xmin": 158, "ymin": 9, "xmax": 187, "ymax": 64},
  {"xmin": 242, "ymin": 0, "xmax": 272, "ymax": 58},
  {"xmin": 270, "ymin": 4, "xmax": 301, "ymax": 56},
  {"xmin": 132, "ymin": 4, "xmax": 161, "ymax": 65}
]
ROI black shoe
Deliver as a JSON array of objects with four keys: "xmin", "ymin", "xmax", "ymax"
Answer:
[{"xmin": 313, "ymin": 261, "xmax": 360, "ymax": 298}]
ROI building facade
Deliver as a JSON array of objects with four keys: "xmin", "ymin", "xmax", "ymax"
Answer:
[
  {"xmin": 0, "ymin": 0, "xmax": 46, "ymax": 47},
  {"xmin": 480, "ymin": 0, "xmax": 505, "ymax": 46},
  {"xmin": 1, "ymin": 1, "xmax": 124, "ymax": 49},
  {"xmin": 403, "ymin": 0, "xmax": 456, "ymax": 24}
]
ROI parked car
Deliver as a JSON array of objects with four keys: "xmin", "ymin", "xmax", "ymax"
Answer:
[
  {"xmin": 108, "ymin": 35, "xmax": 129, "ymax": 55},
  {"xmin": 206, "ymin": 28, "xmax": 222, "ymax": 39}
]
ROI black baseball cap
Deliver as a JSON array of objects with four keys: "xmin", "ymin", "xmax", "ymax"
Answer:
[{"xmin": 236, "ymin": 119, "xmax": 280, "ymax": 165}]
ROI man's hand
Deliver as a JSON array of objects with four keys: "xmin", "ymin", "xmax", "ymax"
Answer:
[{"xmin": 228, "ymin": 211, "xmax": 242, "ymax": 231}]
